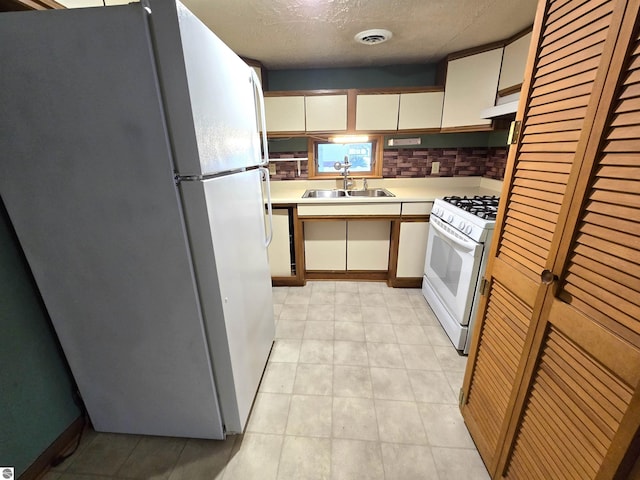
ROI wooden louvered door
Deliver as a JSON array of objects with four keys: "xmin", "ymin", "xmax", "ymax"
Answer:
[
  {"xmin": 498, "ymin": 6, "xmax": 640, "ymax": 478},
  {"xmin": 460, "ymin": 0, "xmax": 623, "ymax": 474},
  {"xmin": 461, "ymin": 0, "xmax": 640, "ymax": 478}
]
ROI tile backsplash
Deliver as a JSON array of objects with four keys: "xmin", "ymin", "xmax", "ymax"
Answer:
[{"xmin": 269, "ymin": 147, "xmax": 508, "ymax": 181}]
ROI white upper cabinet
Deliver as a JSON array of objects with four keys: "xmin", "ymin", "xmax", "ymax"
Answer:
[
  {"xmin": 355, "ymin": 94, "xmax": 400, "ymax": 131},
  {"xmin": 498, "ymin": 32, "xmax": 532, "ymax": 91},
  {"xmin": 398, "ymin": 91, "xmax": 444, "ymax": 130},
  {"xmin": 264, "ymin": 96, "xmax": 305, "ymax": 132},
  {"xmin": 305, "ymin": 95, "xmax": 347, "ymax": 131},
  {"xmin": 441, "ymin": 47, "xmax": 503, "ymax": 128}
]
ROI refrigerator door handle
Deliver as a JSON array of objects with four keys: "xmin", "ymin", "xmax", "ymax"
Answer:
[
  {"xmin": 260, "ymin": 167, "xmax": 274, "ymax": 248},
  {"xmin": 251, "ymin": 68, "xmax": 269, "ymax": 167}
]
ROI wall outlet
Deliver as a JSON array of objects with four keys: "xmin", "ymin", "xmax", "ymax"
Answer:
[
  {"xmin": 268, "ymin": 164, "xmax": 276, "ymax": 175},
  {"xmin": 431, "ymin": 161, "xmax": 440, "ymax": 175}
]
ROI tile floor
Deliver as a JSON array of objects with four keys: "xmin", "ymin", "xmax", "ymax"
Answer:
[{"xmin": 44, "ymin": 281, "xmax": 489, "ymax": 480}]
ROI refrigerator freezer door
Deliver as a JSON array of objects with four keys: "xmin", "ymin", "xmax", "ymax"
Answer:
[
  {"xmin": 150, "ymin": 0, "xmax": 262, "ymax": 176},
  {"xmin": 0, "ymin": 5, "xmax": 224, "ymax": 438},
  {"xmin": 180, "ymin": 169, "xmax": 275, "ymax": 433}
]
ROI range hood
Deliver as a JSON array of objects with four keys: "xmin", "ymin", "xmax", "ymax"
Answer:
[{"xmin": 481, "ymin": 92, "xmax": 520, "ymax": 119}]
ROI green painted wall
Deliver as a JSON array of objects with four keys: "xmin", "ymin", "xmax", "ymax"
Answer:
[
  {"xmin": 384, "ymin": 132, "xmax": 506, "ymax": 149},
  {"xmin": 267, "ymin": 64, "xmax": 438, "ymax": 91},
  {"xmin": 0, "ymin": 201, "xmax": 80, "ymax": 476},
  {"xmin": 268, "ymin": 137, "xmax": 309, "ymax": 153},
  {"xmin": 268, "ymin": 131, "xmax": 509, "ymax": 153},
  {"xmin": 487, "ymin": 129, "xmax": 510, "ymax": 147}
]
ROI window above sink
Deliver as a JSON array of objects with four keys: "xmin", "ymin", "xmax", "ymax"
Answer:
[{"xmin": 308, "ymin": 135, "xmax": 384, "ymax": 179}]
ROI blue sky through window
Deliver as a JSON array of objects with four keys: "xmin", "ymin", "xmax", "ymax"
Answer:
[{"xmin": 317, "ymin": 142, "xmax": 373, "ymax": 173}]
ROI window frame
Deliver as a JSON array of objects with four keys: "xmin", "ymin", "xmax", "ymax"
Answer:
[{"xmin": 307, "ymin": 135, "xmax": 384, "ymax": 179}]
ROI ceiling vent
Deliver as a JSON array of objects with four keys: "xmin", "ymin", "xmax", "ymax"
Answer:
[{"xmin": 354, "ymin": 29, "xmax": 393, "ymax": 45}]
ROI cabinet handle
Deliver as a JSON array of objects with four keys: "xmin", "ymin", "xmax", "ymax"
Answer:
[{"xmin": 540, "ymin": 269, "xmax": 557, "ymax": 285}]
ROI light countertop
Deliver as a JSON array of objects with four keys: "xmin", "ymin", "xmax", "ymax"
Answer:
[{"xmin": 266, "ymin": 176, "xmax": 503, "ymax": 205}]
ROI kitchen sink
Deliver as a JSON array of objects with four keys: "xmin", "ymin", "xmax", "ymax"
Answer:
[
  {"xmin": 346, "ymin": 188, "xmax": 394, "ymax": 197},
  {"xmin": 302, "ymin": 188, "xmax": 394, "ymax": 199},
  {"xmin": 302, "ymin": 189, "xmax": 348, "ymax": 198}
]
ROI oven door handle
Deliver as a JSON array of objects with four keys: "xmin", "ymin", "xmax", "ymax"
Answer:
[{"xmin": 430, "ymin": 218, "xmax": 479, "ymax": 253}]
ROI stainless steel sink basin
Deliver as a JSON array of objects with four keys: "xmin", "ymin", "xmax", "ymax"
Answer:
[
  {"xmin": 302, "ymin": 189, "xmax": 348, "ymax": 198},
  {"xmin": 346, "ymin": 188, "xmax": 394, "ymax": 197},
  {"xmin": 302, "ymin": 188, "xmax": 394, "ymax": 199}
]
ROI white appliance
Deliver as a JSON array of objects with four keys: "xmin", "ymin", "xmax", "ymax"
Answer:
[
  {"xmin": 0, "ymin": 0, "xmax": 274, "ymax": 439},
  {"xmin": 422, "ymin": 196, "xmax": 498, "ymax": 354}
]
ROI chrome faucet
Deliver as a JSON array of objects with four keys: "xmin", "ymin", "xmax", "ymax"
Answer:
[
  {"xmin": 362, "ymin": 178, "xmax": 368, "ymax": 191},
  {"xmin": 334, "ymin": 156, "xmax": 353, "ymax": 190}
]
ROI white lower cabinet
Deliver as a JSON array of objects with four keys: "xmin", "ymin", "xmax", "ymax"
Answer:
[
  {"xmin": 396, "ymin": 221, "xmax": 430, "ymax": 278},
  {"xmin": 304, "ymin": 221, "xmax": 347, "ymax": 271},
  {"xmin": 346, "ymin": 221, "xmax": 391, "ymax": 270},
  {"xmin": 303, "ymin": 220, "xmax": 391, "ymax": 271},
  {"xmin": 266, "ymin": 208, "xmax": 293, "ymax": 276}
]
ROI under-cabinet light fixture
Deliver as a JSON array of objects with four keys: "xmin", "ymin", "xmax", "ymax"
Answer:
[
  {"xmin": 329, "ymin": 135, "xmax": 370, "ymax": 144},
  {"xmin": 388, "ymin": 137, "xmax": 421, "ymax": 146}
]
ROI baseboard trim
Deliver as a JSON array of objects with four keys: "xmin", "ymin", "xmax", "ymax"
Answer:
[
  {"xmin": 388, "ymin": 277, "xmax": 422, "ymax": 288},
  {"xmin": 305, "ymin": 271, "xmax": 388, "ymax": 281},
  {"xmin": 20, "ymin": 415, "xmax": 84, "ymax": 480},
  {"xmin": 271, "ymin": 276, "xmax": 305, "ymax": 286}
]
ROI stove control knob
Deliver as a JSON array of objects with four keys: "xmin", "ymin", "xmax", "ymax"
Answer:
[
  {"xmin": 465, "ymin": 225, "xmax": 473, "ymax": 235},
  {"xmin": 447, "ymin": 215, "xmax": 454, "ymax": 223},
  {"xmin": 458, "ymin": 221, "xmax": 465, "ymax": 230},
  {"xmin": 433, "ymin": 207, "xmax": 440, "ymax": 217}
]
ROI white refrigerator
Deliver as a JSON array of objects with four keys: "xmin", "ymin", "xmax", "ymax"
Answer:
[{"xmin": 0, "ymin": 0, "xmax": 274, "ymax": 439}]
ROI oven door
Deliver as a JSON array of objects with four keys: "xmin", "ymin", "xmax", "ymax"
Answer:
[{"xmin": 423, "ymin": 215, "xmax": 483, "ymax": 326}]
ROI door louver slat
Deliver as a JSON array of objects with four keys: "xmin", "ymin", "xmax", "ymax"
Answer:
[
  {"xmin": 503, "ymin": 327, "xmax": 633, "ymax": 479},
  {"xmin": 546, "ymin": 0, "xmax": 605, "ymax": 28},
  {"xmin": 560, "ymin": 39, "xmax": 640, "ymax": 338},
  {"xmin": 465, "ymin": 280, "xmax": 531, "ymax": 461},
  {"xmin": 496, "ymin": 0, "xmax": 614, "ymax": 277}
]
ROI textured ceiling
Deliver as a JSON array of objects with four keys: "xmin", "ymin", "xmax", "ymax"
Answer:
[{"xmin": 181, "ymin": 0, "xmax": 539, "ymax": 69}]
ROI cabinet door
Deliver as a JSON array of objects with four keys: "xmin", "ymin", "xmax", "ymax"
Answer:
[
  {"xmin": 266, "ymin": 209, "xmax": 292, "ymax": 276},
  {"xmin": 355, "ymin": 94, "xmax": 399, "ymax": 131},
  {"xmin": 498, "ymin": 32, "xmax": 532, "ymax": 91},
  {"xmin": 264, "ymin": 96, "xmax": 305, "ymax": 132},
  {"xmin": 305, "ymin": 95, "xmax": 347, "ymax": 131},
  {"xmin": 304, "ymin": 221, "xmax": 346, "ymax": 270},
  {"xmin": 441, "ymin": 48, "xmax": 503, "ymax": 129},
  {"xmin": 461, "ymin": 1, "xmax": 640, "ymax": 478},
  {"xmin": 397, "ymin": 91, "xmax": 444, "ymax": 130},
  {"xmin": 396, "ymin": 221, "xmax": 429, "ymax": 278},
  {"xmin": 346, "ymin": 221, "xmax": 390, "ymax": 271}
]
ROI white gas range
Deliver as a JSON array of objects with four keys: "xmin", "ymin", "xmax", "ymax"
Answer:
[{"xmin": 422, "ymin": 195, "xmax": 499, "ymax": 354}]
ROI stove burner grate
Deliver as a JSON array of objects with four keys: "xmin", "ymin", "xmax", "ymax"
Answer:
[{"xmin": 443, "ymin": 195, "xmax": 499, "ymax": 220}]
